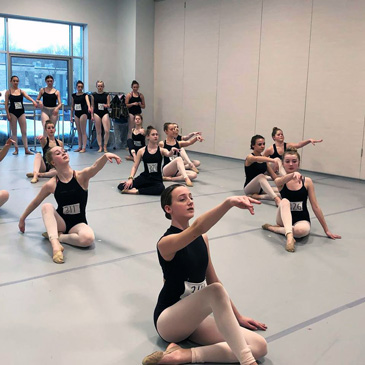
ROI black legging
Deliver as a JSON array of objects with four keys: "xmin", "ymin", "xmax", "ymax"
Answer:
[
  {"xmin": 127, "ymin": 138, "xmax": 144, "ymax": 156},
  {"xmin": 118, "ymin": 174, "xmax": 164, "ymax": 195}
]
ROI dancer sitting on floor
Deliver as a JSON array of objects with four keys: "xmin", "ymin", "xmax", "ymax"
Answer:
[
  {"xmin": 26, "ymin": 120, "xmax": 64, "ymax": 183},
  {"xmin": 19, "ymin": 147, "xmax": 121, "ymax": 264},
  {"xmin": 118, "ymin": 126, "xmax": 179, "ymax": 195},
  {"xmin": 262, "ymin": 147, "xmax": 341, "ymax": 252},
  {"xmin": 126, "ymin": 114, "xmax": 145, "ymax": 161},
  {"xmin": 264, "ymin": 127, "xmax": 323, "ymax": 175},
  {"xmin": 142, "ymin": 184, "xmax": 267, "ymax": 365},
  {"xmin": 244, "ymin": 135, "xmax": 281, "ymax": 206},
  {"xmin": 159, "ymin": 122, "xmax": 203, "ymax": 186},
  {"xmin": 0, "ymin": 138, "xmax": 15, "ymax": 207},
  {"xmin": 172, "ymin": 122, "xmax": 200, "ymax": 173}
]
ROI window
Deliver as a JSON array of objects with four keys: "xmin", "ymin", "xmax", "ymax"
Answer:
[{"xmin": 0, "ymin": 17, "xmax": 5, "ymax": 51}]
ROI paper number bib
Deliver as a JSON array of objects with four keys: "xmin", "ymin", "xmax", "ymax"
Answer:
[
  {"xmin": 75, "ymin": 104, "xmax": 81, "ymax": 111},
  {"xmin": 290, "ymin": 201, "xmax": 303, "ymax": 211},
  {"xmin": 98, "ymin": 103, "xmax": 104, "ymax": 111},
  {"xmin": 63, "ymin": 203, "xmax": 81, "ymax": 215},
  {"xmin": 14, "ymin": 102, "xmax": 22, "ymax": 109},
  {"xmin": 180, "ymin": 279, "xmax": 207, "ymax": 299}
]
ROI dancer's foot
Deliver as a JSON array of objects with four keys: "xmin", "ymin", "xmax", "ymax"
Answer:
[
  {"xmin": 262, "ymin": 223, "xmax": 272, "ymax": 231},
  {"xmin": 142, "ymin": 343, "xmax": 185, "ymax": 365},
  {"xmin": 30, "ymin": 176, "xmax": 39, "ymax": 184},
  {"xmin": 97, "ymin": 148, "xmax": 103, "ymax": 153},
  {"xmin": 285, "ymin": 232, "xmax": 296, "ymax": 252},
  {"xmin": 274, "ymin": 196, "xmax": 281, "ymax": 207},
  {"xmin": 52, "ymin": 250, "xmax": 64, "ymax": 264},
  {"xmin": 74, "ymin": 147, "xmax": 82, "ymax": 152},
  {"xmin": 189, "ymin": 163, "xmax": 199, "ymax": 174},
  {"xmin": 26, "ymin": 172, "xmax": 34, "ymax": 178},
  {"xmin": 125, "ymin": 155, "xmax": 134, "ymax": 161},
  {"xmin": 121, "ymin": 188, "xmax": 139, "ymax": 194},
  {"xmin": 80, "ymin": 149, "xmax": 86, "ymax": 153},
  {"xmin": 103, "ymin": 146, "xmax": 108, "ymax": 153},
  {"xmin": 25, "ymin": 149, "xmax": 34, "ymax": 155},
  {"xmin": 184, "ymin": 177, "xmax": 193, "ymax": 187},
  {"xmin": 12, "ymin": 148, "xmax": 18, "ymax": 155}
]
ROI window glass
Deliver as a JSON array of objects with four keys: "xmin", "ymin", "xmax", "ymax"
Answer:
[
  {"xmin": 73, "ymin": 25, "xmax": 82, "ymax": 57},
  {"xmin": 73, "ymin": 58, "xmax": 83, "ymax": 90},
  {"xmin": 0, "ymin": 17, "xmax": 5, "ymax": 51},
  {"xmin": 9, "ymin": 19, "xmax": 69, "ymax": 55},
  {"xmin": 11, "ymin": 56, "xmax": 69, "ymax": 105}
]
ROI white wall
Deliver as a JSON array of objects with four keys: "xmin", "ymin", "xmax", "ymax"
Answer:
[{"xmin": 154, "ymin": 0, "xmax": 365, "ymax": 179}]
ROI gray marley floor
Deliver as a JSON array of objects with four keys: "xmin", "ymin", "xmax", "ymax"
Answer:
[{"xmin": 0, "ymin": 147, "xmax": 364, "ymax": 365}]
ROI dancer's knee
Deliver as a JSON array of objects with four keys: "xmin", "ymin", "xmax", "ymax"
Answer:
[
  {"xmin": 41, "ymin": 203, "xmax": 55, "ymax": 215},
  {"xmin": 279, "ymin": 198, "xmax": 290, "ymax": 208},
  {"xmin": 253, "ymin": 335, "xmax": 268, "ymax": 358},
  {"xmin": 0, "ymin": 190, "xmax": 9, "ymax": 205},
  {"xmin": 206, "ymin": 282, "xmax": 229, "ymax": 302},
  {"xmin": 188, "ymin": 171, "xmax": 197, "ymax": 180},
  {"xmin": 293, "ymin": 225, "xmax": 310, "ymax": 238},
  {"xmin": 78, "ymin": 230, "xmax": 95, "ymax": 247}
]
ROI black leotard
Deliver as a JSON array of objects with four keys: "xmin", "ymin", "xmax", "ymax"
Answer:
[
  {"xmin": 55, "ymin": 171, "xmax": 88, "ymax": 233},
  {"xmin": 42, "ymin": 89, "xmax": 57, "ymax": 107},
  {"xmin": 127, "ymin": 129, "xmax": 146, "ymax": 156},
  {"xmin": 176, "ymin": 135, "xmax": 182, "ymax": 142},
  {"xmin": 42, "ymin": 137, "xmax": 60, "ymax": 172},
  {"xmin": 270, "ymin": 143, "xmax": 287, "ymax": 160},
  {"xmin": 92, "ymin": 92, "xmax": 109, "ymax": 118},
  {"xmin": 9, "ymin": 91, "xmax": 25, "ymax": 118},
  {"xmin": 118, "ymin": 146, "xmax": 164, "ymax": 195},
  {"xmin": 72, "ymin": 93, "xmax": 88, "ymax": 118},
  {"xmin": 128, "ymin": 92, "xmax": 142, "ymax": 115},
  {"xmin": 244, "ymin": 153, "xmax": 267, "ymax": 187},
  {"xmin": 163, "ymin": 140, "xmax": 180, "ymax": 166},
  {"xmin": 280, "ymin": 177, "xmax": 310, "ymax": 224},
  {"xmin": 153, "ymin": 226, "xmax": 208, "ymax": 333}
]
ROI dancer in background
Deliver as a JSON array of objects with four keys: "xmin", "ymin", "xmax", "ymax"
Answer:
[
  {"xmin": 71, "ymin": 81, "xmax": 91, "ymax": 153},
  {"xmin": 142, "ymin": 184, "xmax": 267, "ymax": 365},
  {"xmin": 36, "ymin": 75, "xmax": 62, "ymax": 131},
  {"xmin": 262, "ymin": 148, "xmax": 341, "ymax": 252},
  {"xmin": 26, "ymin": 120, "xmax": 63, "ymax": 183},
  {"xmin": 125, "ymin": 114, "xmax": 145, "ymax": 161},
  {"xmin": 19, "ymin": 147, "xmax": 121, "ymax": 264},
  {"xmin": 264, "ymin": 127, "xmax": 323, "ymax": 175},
  {"xmin": 91, "ymin": 80, "xmax": 110, "ymax": 152},
  {"xmin": 244, "ymin": 135, "xmax": 281, "ymax": 206},
  {"xmin": 5, "ymin": 75, "xmax": 38, "ymax": 155},
  {"xmin": 126, "ymin": 80, "xmax": 145, "ymax": 138}
]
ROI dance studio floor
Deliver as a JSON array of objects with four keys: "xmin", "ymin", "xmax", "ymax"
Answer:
[{"xmin": 0, "ymin": 148, "xmax": 364, "ymax": 364}]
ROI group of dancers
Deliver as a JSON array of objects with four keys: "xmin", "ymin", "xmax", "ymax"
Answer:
[{"xmin": 1, "ymin": 75, "xmax": 342, "ymax": 364}]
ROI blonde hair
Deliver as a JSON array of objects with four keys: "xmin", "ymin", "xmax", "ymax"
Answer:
[
  {"xmin": 96, "ymin": 80, "xmax": 104, "ymax": 87},
  {"xmin": 283, "ymin": 147, "xmax": 300, "ymax": 162}
]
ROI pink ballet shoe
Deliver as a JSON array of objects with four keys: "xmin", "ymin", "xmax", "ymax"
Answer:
[{"xmin": 142, "ymin": 346, "xmax": 180, "ymax": 365}]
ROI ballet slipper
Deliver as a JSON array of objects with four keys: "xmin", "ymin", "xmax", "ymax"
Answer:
[
  {"xmin": 262, "ymin": 223, "xmax": 272, "ymax": 231},
  {"xmin": 142, "ymin": 345, "xmax": 180, "ymax": 365},
  {"xmin": 25, "ymin": 150, "xmax": 34, "ymax": 155},
  {"xmin": 103, "ymin": 147, "xmax": 108, "ymax": 153},
  {"xmin": 190, "ymin": 164, "xmax": 199, "ymax": 174},
  {"xmin": 285, "ymin": 233, "xmax": 296, "ymax": 252},
  {"xmin": 97, "ymin": 148, "xmax": 103, "ymax": 153},
  {"xmin": 125, "ymin": 155, "xmax": 134, "ymax": 161},
  {"xmin": 26, "ymin": 172, "xmax": 34, "ymax": 178},
  {"xmin": 12, "ymin": 149, "xmax": 18, "ymax": 155},
  {"xmin": 80, "ymin": 149, "xmax": 86, "ymax": 153},
  {"xmin": 184, "ymin": 177, "xmax": 193, "ymax": 187},
  {"xmin": 74, "ymin": 147, "xmax": 82, "ymax": 152},
  {"xmin": 30, "ymin": 176, "xmax": 39, "ymax": 184},
  {"xmin": 52, "ymin": 250, "xmax": 64, "ymax": 264}
]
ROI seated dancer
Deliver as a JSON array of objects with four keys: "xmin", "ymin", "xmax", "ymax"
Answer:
[
  {"xmin": 264, "ymin": 127, "xmax": 323, "ymax": 175},
  {"xmin": 0, "ymin": 138, "xmax": 15, "ymax": 207},
  {"xmin": 19, "ymin": 147, "xmax": 121, "ymax": 264},
  {"xmin": 26, "ymin": 120, "xmax": 64, "ymax": 183},
  {"xmin": 172, "ymin": 122, "xmax": 200, "ymax": 173},
  {"xmin": 126, "ymin": 114, "xmax": 145, "ymax": 161},
  {"xmin": 244, "ymin": 135, "xmax": 281, "ymax": 206},
  {"xmin": 142, "ymin": 184, "xmax": 267, "ymax": 365},
  {"xmin": 262, "ymin": 148, "xmax": 341, "ymax": 252},
  {"xmin": 159, "ymin": 122, "xmax": 202, "ymax": 186},
  {"xmin": 118, "ymin": 126, "xmax": 179, "ymax": 195}
]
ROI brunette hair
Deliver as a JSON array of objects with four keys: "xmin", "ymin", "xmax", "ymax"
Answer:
[
  {"xmin": 76, "ymin": 80, "xmax": 84, "ymax": 87},
  {"xmin": 272, "ymin": 127, "xmax": 283, "ymax": 138},
  {"xmin": 135, "ymin": 114, "xmax": 143, "ymax": 122},
  {"xmin": 146, "ymin": 125, "xmax": 157, "ymax": 137},
  {"xmin": 10, "ymin": 75, "xmax": 19, "ymax": 81},
  {"xmin": 131, "ymin": 80, "xmax": 139, "ymax": 88},
  {"xmin": 163, "ymin": 122, "xmax": 173, "ymax": 131},
  {"xmin": 45, "ymin": 75, "xmax": 54, "ymax": 81},
  {"xmin": 160, "ymin": 184, "xmax": 184, "ymax": 220},
  {"xmin": 44, "ymin": 120, "xmax": 55, "ymax": 130},
  {"xmin": 250, "ymin": 135, "xmax": 265, "ymax": 149}
]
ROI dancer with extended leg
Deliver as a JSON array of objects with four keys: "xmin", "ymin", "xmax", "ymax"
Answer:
[
  {"xmin": 5, "ymin": 75, "xmax": 38, "ymax": 155},
  {"xmin": 19, "ymin": 147, "xmax": 121, "ymax": 263},
  {"xmin": 244, "ymin": 135, "xmax": 281, "ymax": 205},
  {"xmin": 262, "ymin": 148, "xmax": 341, "ymax": 252},
  {"xmin": 26, "ymin": 120, "xmax": 64, "ymax": 183},
  {"xmin": 142, "ymin": 184, "xmax": 267, "ymax": 365},
  {"xmin": 118, "ymin": 126, "xmax": 178, "ymax": 195}
]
